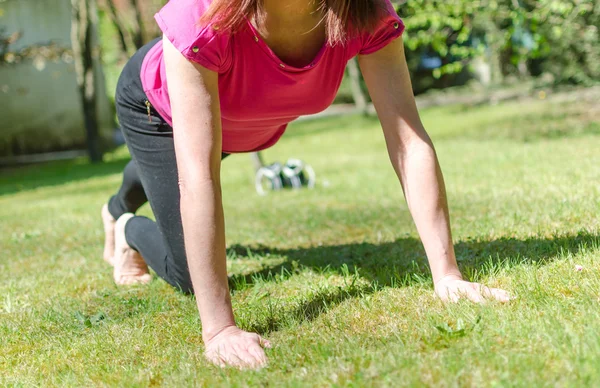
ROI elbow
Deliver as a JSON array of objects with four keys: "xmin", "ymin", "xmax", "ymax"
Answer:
[
  {"xmin": 176, "ymin": 152, "xmax": 222, "ymax": 201},
  {"xmin": 388, "ymin": 136, "xmax": 437, "ymax": 173},
  {"xmin": 403, "ymin": 138, "xmax": 437, "ymax": 163},
  {"xmin": 408, "ymin": 135, "xmax": 435, "ymax": 154},
  {"xmin": 387, "ymin": 130, "xmax": 435, "ymax": 159},
  {"xmin": 403, "ymin": 124, "xmax": 434, "ymax": 150},
  {"xmin": 383, "ymin": 119, "xmax": 433, "ymax": 151},
  {"xmin": 178, "ymin": 175, "xmax": 221, "ymax": 200}
]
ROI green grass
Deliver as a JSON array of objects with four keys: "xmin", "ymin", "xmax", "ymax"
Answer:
[{"xmin": 2, "ymin": 91, "xmax": 600, "ymax": 386}]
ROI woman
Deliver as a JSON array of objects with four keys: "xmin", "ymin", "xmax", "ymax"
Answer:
[{"xmin": 101, "ymin": 0, "xmax": 511, "ymax": 369}]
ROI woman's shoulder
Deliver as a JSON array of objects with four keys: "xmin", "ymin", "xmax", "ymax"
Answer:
[
  {"xmin": 346, "ymin": 0, "xmax": 405, "ymax": 57},
  {"xmin": 155, "ymin": 0, "xmax": 232, "ymax": 72}
]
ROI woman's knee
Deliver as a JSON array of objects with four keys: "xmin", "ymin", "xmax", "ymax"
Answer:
[
  {"xmin": 165, "ymin": 258, "xmax": 194, "ymax": 294},
  {"xmin": 171, "ymin": 274, "xmax": 194, "ymax": 294}
]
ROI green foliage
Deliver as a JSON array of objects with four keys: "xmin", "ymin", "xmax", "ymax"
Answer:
[
  {"xmin": 398, "ymin": 0, "xmax": 482, "ymax": 78},
  {"xmin": 527, "ymin": 0, "xmax": 600, "ymax": 84},
  {"xmin": 396, "ymin": 0, "xmax": 599, "ymax": 85}
]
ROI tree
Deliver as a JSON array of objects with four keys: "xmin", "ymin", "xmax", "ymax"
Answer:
[
  {"xmin": 128, "ymin": 0, "xmax": 146, "ymax": 50},
  {"xmin": 71, "ymin": 0, "xmax": 103, "ymax": 162},
  {"xmin": 104, "ymin": 0, "xmax": 130, "ymax": 58},
  {"xmin": 346, "ymin": 57, "xmax": 368, "ymax": 114}
]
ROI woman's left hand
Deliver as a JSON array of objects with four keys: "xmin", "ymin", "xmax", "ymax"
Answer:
[{"xmin": 434, "ymin": 275, "xmax": 512, "ymax": 303}]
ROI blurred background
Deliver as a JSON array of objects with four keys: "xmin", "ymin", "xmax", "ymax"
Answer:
[{"xmin": 0, "ymin": 0, "xmax": 598, "ymax": 165}]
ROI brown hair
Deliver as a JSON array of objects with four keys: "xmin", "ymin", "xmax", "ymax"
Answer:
[{"xmin": 200, "ymin": 0, "xmax": 387, "ymax": 45}]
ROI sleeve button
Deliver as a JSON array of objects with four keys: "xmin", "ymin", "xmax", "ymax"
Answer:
[{"xmin": 192, "ymin": 46, "xmax": 199, "ymax": 53}]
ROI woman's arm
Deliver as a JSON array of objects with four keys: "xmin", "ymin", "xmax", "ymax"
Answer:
[
  {"xmin": 358, "ymin": 37, "xmax": 510, "ymax": 303},
  {"xmin": 163, "ymin": 36, "xmax": 269, "ymax": 368}
]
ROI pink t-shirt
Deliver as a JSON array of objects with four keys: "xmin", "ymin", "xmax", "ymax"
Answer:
[{"xmin": 141, "ymin": 0, "xmax": 404, "ymax": 153}]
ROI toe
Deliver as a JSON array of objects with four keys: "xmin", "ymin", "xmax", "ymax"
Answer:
[
  {"xmin": 101, "ymin": 204, "xmax": 117, "ymax": 265},
  {"xmin": 115, "ymin": 273, "xmax": 151, "ymax": 285},
  {"xmin": 139, "ymin": 273, "xmax": 152, "ymax": 284}
]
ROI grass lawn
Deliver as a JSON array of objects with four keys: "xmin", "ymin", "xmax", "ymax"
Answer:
[{"xmin": 2, "ymin": 90, "xmax": 600, "ymax": 386}]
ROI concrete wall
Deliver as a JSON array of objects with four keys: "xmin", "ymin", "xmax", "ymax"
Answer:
[{"xmin": 0, "ymin": 0, "xmax": 113, "ymax": 157}]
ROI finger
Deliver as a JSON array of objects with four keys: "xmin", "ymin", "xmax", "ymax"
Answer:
[
  {"xmin": 232, "ymin": 349, "xmax": 256, "ymax": 369},
  {"xmin": 260, "ymin": 336, "xmax": 272, "ymax": 349},
  {"xmin": 489, "ymin": 288, "xmax": 512, "ymax": 302},
  {"xmin": 246, "ymin": 332, "xmax": 272, "ymax": 349},
  {"xmin": 207, "ymin": 346, "xmax": 245, "ymax": 368},
  {"xmin": 465, "ymin": 284, "xmax": 486, "ymax": 303},
  {"xmin": 235, "ymin": 346, "xmax": 265, "ymax": 369},
  {"xmin": 435, "ymin": 287, "xmax": 456, "ymax": 303},
  {"xmin": 434, "ymin": 287, "xmax": 450, "ymax": 302},
  {"xmin": 221, "ymin": 351, "xmax": 245, "ymax": 368},
  {"xmin": 248, "ymin": 343, "xmax": 268, "ymax": 365},
  {"xmin": 231, "ymin": 341, "xmax": 260, "ymax": 368},
  {"xmin": 478, "ymin": 285, "xmax": 510, "ymax": 302},
  {"xmin": 449, "ymin": 288, "xmax": 461, "ymax": 303},
  {"xmin": 441, "ymin": 286, "xmax": 461, "ymax": 303},
  {"xmin": 205, "ymin": 351, "xmax": 226, "ymax": 368},
  {"xmin": 209, "ymin": 357, "xmax": 226, "ymax": 368}
]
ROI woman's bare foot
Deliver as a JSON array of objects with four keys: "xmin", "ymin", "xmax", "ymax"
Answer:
[
  {"xmin": 113, "ymin": 213, "xmax": 152, "ymax": 285},
  {"xmin": 101, "ymin": 204, "xmax": 116, "ymax": 265}
]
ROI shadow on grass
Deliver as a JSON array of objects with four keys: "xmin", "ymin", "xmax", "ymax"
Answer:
[
  {"xmin": 246, "ymin": 282, "xmax": 372, "ymax": 334},
  {"xmin": 228, "ymin": 231, "xmax": 599, "ymax": 334},
  {"xmin": 0, "ymin": 158, "xmax": 130, "ymax": 197}
]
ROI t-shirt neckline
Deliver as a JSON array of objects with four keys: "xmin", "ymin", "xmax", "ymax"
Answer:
[{"xmin": 245, "ymin": 19, "xmax": 328, "ymax": 73}]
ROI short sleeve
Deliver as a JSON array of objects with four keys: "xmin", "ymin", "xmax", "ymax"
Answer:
[
  {"xmin": 154, "ymin": 0, "xmax": 231, "ymax": 73},
  {"xmin": 359, "ymin": 0, "xmax": 405, "ymax": 55}
]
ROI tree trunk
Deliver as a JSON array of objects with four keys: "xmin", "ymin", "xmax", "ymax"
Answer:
[
  {"xmin": 128, "ymin": 0, "xmax": 145, "ymax": 49},
  {"xmin": 346, "ymin": 57, "xmax": 368, "ymax": 114},
  {"xmin": 104, "ymin": 0, "xmax": 130, "ymax": 57},
  {"xmin": 489, "ymin": 45, "xmax": 504, "ymax": 84},
  {"xmin": 71, "ymin": 0, "xmax": 103, "ymax": 162}
]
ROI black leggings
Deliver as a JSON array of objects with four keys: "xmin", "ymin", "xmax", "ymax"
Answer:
[{"xmin": 107, "ymin": 38, "xmax": 227, "ymax": 294}]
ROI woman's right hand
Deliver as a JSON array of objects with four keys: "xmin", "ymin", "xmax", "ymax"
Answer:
[
  {"xmin": 204, "ymin": 326, "xmax": 271, "ymax": 369},
  {"xmin": 164, "ymin": 37, "xmax": 269, "ymax": 370}
]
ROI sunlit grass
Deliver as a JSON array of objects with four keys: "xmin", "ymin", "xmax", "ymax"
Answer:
[{"xmin": 1, "ymin": 93, "xmax": 600, "ymax": 386}]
